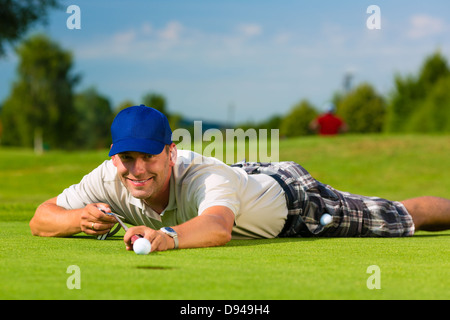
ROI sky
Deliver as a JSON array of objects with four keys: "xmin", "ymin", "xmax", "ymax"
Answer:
[{"xmin": 1, "ymin": 0, "xmax": 449, "ymax": 124}]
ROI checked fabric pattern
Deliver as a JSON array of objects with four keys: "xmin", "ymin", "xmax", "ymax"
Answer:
[{"xmin": 230, "ymin": 161, "xmax": 415, "ymax": 238}]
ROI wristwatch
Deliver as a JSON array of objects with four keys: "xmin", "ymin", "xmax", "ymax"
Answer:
[{"xmin": 160, "ymin": 227, "xmax": 179, "ymax": 249}]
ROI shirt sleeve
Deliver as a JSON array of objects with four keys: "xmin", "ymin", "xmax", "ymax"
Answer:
[
  {"xmin": 186, "ymin": 166, "xmax": 242, "ymax": 217},
  {"xmin": 56, "ymin": 160, "xmax": 115, "ymax": 209}
]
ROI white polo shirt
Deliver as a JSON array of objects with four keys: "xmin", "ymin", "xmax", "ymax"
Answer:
[{"xmin": 57, "ymin": 150, "xmax": 288, "ymax": 239}]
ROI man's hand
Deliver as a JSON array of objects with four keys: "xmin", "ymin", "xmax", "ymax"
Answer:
[
  {"xmin": 31, "ymin": 197, "xmax": 113, "ymax": 237},
  {"xmin": 123, "ymin": 206, "xmax": 235, "ymax": 252},
  {"xmin": 80, "ymin": 203, "xmax": 117, "ymax": 236},
  {"xmin": 124, "ymin": 226, "xmax": 174, "ymax": 252}
]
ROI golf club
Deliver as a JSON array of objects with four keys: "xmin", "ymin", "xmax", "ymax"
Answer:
[{"xmin": 99, "ymin": 209, "xmax": 143, "ymax": 243}]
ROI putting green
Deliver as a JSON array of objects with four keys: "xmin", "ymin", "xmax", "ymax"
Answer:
[
  {"xmin": 1, "ymin": 134, "xmax": 449, "ymax": 300},
  {"xmin": 1, "ymin": 220, "xmax": 449, "ymax": 300}
]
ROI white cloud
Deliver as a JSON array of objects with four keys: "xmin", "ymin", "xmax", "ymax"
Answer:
[
  {"xmin": 141, "ymin": 22, "xmax": 153, "ymax": 36},
  {"xmin": 76, "ymin": 21, "xmax": 186, "ymax": 60},
  {"xmin": 407, "ymin": 14, "xmax": 445, "ymax": 39},
  {"xmin": 273, "ymin": 32, "xmax": 291, "ymax": 44},
  {"xmin": 237, "ymin": 23, "xmax": 263, "ymax": 37},
  {"xmin": 76, "ymin": 20, "xmax": 267, "ymax": 62},
  {"xmin": 112, "ymin": 30, "xmax": 136, "ymax": 44},
  {"xmin": 158, "ymin": 21, "xmax": 184, "ymax": 41}
]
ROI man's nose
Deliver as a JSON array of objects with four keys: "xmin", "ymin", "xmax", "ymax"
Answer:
[{"xmin": 131, "ymin": 157, "xmax": 146, "ymax": 176}]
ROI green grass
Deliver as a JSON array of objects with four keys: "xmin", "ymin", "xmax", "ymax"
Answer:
[{"xmin": 0, "ymin": 134, "xmax": 449, "ymax": 300}]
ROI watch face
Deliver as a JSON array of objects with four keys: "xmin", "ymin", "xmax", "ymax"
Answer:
[
  {"xmin": 162, "ymin": 227, "xmax": 177, "ymax": 237},
  {"xmin": 161, "ymin": 227, "xmax": 178, "ymax": 249}
]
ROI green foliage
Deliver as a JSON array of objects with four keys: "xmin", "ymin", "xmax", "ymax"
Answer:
[
  {"xmin": 418, "ymin": 50, "xmax": 450, "ymax": 86},
  {"xmin": 115, "ymin": 99, "xmax": 135, "ymax": 114},
  {"xmin": 1, "ymin": 29, "xmax": 449, "ymax": 151},
  {"xmin": 1, "ymin": 34, "xmax": 79, "ymax": 149},
  {"xmin": 142, "ymin": 92, "xmax": 167, "ymax": 114},
  {"xmin": 0, "ymin": 0, "xmax": 60, "ymax": 56},
  {"xmin": 280, "ymin": 99, "xmax": 318, "ymax": 137},
  {"xmin": 406, "ymin": 76, "xmax": 450, "ymax": 133},
  {"xmin": 257, "ymin": 114, "xmax": 283, "ymax": 131},
  {"xmin": 115, "ymin": 94, "xmax": 183, "ymax": 132},
  {"xmin": 74, "ymin": 87, "xmax": 114, "ymax": 149},
  {"xmin": 386, "ymin": 51, "xmax": 450, "ymax": 133},
  {"xmin": 236, "ymin": 114, "xmax": 282, "ymax": 131},
  {"xmin": 337, "ymin": 83, "xmax": 386, "ymax": 133}
]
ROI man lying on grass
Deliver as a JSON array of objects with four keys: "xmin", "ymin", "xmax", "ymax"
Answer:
[{"xmin": 30, "ymin": 105, "xmax": 450, "ymax": 252}]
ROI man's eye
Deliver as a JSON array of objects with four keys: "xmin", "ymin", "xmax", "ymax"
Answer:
[
  {"xmin": 119, "ymin": 155, "xmax": 133, "ymax": 161},
  {"xmin": 144, "ymin": 154, "xmax": 155, "ymax": 159}
]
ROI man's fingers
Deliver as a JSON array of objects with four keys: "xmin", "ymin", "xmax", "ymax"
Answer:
[
  {"xmin": 86, "ymin": 203, "xmax": 117, "ymax": 223},
  {"xmin": 91, "ymin": 221, "xmax": 116, "ymax": 232},
  {"xmin": 81, "ymin": 214, "xmax": 116, "ymax": 235}
]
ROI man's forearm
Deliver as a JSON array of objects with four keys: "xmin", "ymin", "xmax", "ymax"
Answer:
[
  {"xmin": 174, "ymin": 206, "xmax": 234, "ymax": 249},
  {"xmin": 30, "ymin": 197, "xmax": 83, "ymax": 237},
  {"xmin": 125, "ymin": 207, "xmax": 234, "ymax": 252}
]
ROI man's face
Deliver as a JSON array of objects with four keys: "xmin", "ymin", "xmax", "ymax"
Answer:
[{"xmin": 111, "ymin": 145, "xmax": 176, "ymax": 203}]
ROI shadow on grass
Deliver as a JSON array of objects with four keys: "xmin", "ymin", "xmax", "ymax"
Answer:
[
  {"xmin": 225, "ymin": 231, "xmax": 450, "ymax": 247},
  {"xmin": 66, "ymin": 231, "xmax": 450, "ymax": 249},
  {"xmin": 136, "ymin": 265, "xmax": 175, "ymax": 270},
  {"xmin": 67, "ymin": 234, "xmax": 124, "ymax": 240},
  {"xmin": 410, "ymin": 232, "xmax": 450, "ymax": 238},
  {"xmin": 225, "ymin": 237, "xmax": 315, "ymax": 248}
]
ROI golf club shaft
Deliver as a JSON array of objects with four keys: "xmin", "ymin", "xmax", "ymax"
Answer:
[
  {"xmin": 100, "ymin": 209, "xmax": 143, "ymax": 243},
  {"xmin": 110, "ymin": 212, "xmax": 143, "ymax": 243},
  {"xmin": 108, "ymin": 212, "xmax": 128, "ymax": 231}
]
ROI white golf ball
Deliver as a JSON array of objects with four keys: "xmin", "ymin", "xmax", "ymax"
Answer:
[
  {"xmin": 320, "ymin": 213, "xmax": 333, "ymax": 226},
  {"xmin": 133, "ymin": 238, "xmax": 151, "ymax": 255}
]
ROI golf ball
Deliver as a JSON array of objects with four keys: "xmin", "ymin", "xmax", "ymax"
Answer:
[
  {"xmin": 320, "ymin": 213, "xmax": 333, "ymax": 226},
  {"xmin": 133, "ymin": 238, "xmax": 151, "ymax": 255}
]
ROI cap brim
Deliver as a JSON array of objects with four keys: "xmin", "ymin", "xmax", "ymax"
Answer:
[{"xmin": 108, "ymin": 138, "xmax": 166, "ymax": 157}]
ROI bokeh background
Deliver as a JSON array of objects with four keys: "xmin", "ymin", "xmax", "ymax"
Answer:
[{"xmin": 1, "ymin": 0, "xmax": 449, "ymax": 150}]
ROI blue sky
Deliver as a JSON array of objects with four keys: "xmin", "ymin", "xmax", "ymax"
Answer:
[{"xmin": 1, "ymin": 0, "xmax": 449, "ymax": 123}]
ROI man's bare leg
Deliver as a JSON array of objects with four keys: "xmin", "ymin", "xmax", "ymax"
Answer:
[{"xmin": 401, "ymin": 196, "xmax": 450, "ymax": 232}]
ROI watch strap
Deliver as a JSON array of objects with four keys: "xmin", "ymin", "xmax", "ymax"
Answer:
[{"xmin": 160, "ymin": 227, "xmax": 179, "ymax": 249}]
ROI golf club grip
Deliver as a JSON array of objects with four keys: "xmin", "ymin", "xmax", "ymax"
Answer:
[{"xmin": 131, "ymin": 234, "xmax": 143, "ymax": 244}]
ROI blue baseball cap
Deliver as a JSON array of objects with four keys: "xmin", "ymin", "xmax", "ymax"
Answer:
[{"xmin": 109, "ymin": 105, "xmax": 172, "ymax": 157}]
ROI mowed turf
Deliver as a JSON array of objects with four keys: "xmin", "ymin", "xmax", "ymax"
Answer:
[{"xmin": 0, "ymin": 134, "xmax": 449, "ymax": 300}]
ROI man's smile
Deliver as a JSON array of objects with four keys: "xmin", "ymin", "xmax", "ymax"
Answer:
[{"xmin": 126, "ymin": 177, "xmax": 153, "ymax": 187}]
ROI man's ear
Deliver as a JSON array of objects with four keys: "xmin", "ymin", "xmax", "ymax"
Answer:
[
  {"xmin": 169, "ymin": 143, "xmax": 177, "ymax": 166},
  {"xmin": 110, "ymin": 145, "xmax": 118, "ymax": 166},
  {"xmin": 111, "ymin": 154, "xmax": 118, "ymax": 167}
]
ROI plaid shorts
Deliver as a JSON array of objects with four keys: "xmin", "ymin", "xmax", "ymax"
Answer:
[{"xmin": 231, "ymin": 161, "xmax": 415, "ymax": 238}]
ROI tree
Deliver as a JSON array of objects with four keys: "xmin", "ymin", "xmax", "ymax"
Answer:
[
  {"xmin": 115, "ymin": 99, "xmax": 135, "ymax": 114},
  {"xmin": 258, "ymin": 114, "xmax": 283, "ymax": 131},
  {"xmin": 142, "ymin": 92, "xmax": 167, "ymax": 114},
  {"xmin": 236, "ymin": 114, "xmax": 282, "ymax": 131},
  {"xmin": 406, "ymin": 75, "xmax": 450, "ymax": 133},
  {"xmin": 384, "ymin": 74, "xmax": 421, "ymax": 132},
  {"xmin": 0, "ymin": 34, "xmax": 79, "ymax": 149},
  {"xmin": 74, "ymin": 87, "xmax": 114, "ymax": 149},
  {"xmin": 280, "ymin": 100, "xmax": 318, "ymax": 137},
  {"xmin": 417, "ymin": 50, "xmax": 450, "ymax": 88},
  {"xmin": 0, "ymin": 0, "xmax": 61, "ymax": 56},
  {"xmin": 337, "ymin": 83, "xmax": 386, "ymax": 133},
  {"xmin": 0, "ymin": 104, "xmax": 5, "ymax": 143},
  {"xmin": 385, "ymin": 51, "xmax": 450, "ymax": 133}
]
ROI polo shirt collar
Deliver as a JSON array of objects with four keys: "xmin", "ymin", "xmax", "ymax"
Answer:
[{"xmin": 127, "ymin": 170, "xmax": 177, "ymax": 215}]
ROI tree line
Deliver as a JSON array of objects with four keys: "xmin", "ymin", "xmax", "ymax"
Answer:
[
  {"xmin": 240, "ymin": 50, "xmax": 450, "ymax": 137},
  {"xmin": 0, "ymin": 34, "xmax": 176, "ymax": 150},
  {"xmin": 0, "ymin": 34, "xmax": 449, "ymax": 151}
]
